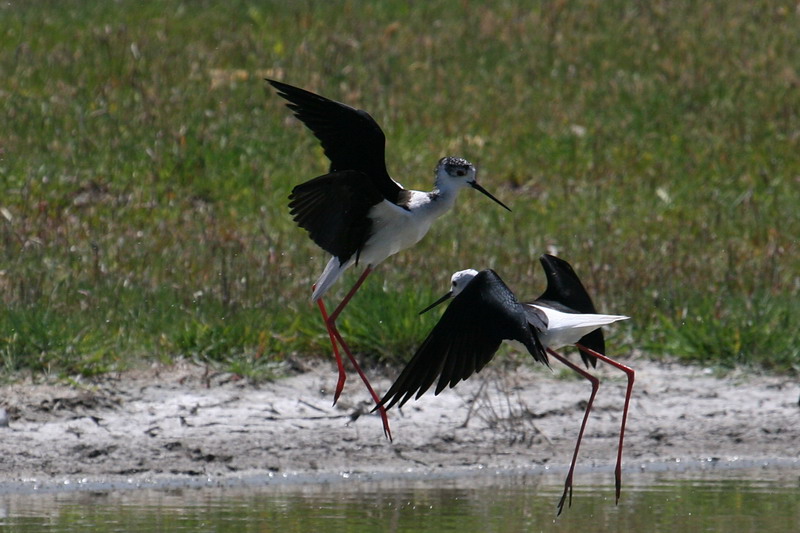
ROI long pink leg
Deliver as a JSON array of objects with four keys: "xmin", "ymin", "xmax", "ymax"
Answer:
[
  {"xmin": 313, "ymin": 267, "xmax": 374, "ymax": 403},
  {"xmin": 576, "ymin": 342, "xmax": 635, "ymax": 504},
  {"xmin": 315, "ymin": 267, "xmax": 393, "ymax": 441},
  {"xmin": 327, "ymin": 266, "xmax": 373, "ymax": 324},
  {"xmin": 546, "ymin": 348, "xmax": 599, "ymax": 516},
  {"xmin": 315, "ymin": 297, "xmax": 347, "ymax": 404},
  {"xmin": 329, "ymin": 327, "xmax": 392, "ymax": 441}
]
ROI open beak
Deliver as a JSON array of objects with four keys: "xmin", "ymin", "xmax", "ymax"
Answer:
[
  {"xmin": 470, "ymin": 181, "xmax": 511, "ymax": 211},
  {"xmin": 419, "ymin": 291, "xmax": 454, "ymax": 315}
]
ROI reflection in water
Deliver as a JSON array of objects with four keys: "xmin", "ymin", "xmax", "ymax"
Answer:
[{"xmin": 1, "ymin": 468, "xmax": 799, "ymax": 532}]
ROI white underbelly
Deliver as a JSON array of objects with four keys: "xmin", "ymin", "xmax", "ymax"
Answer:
[
  {"xmin": 360, "ymin": 202, "xmax": 434, "ymax": 266},
  {"xmin": 538, "ymin": 327, "xmax": 594, "ymax": 350}
]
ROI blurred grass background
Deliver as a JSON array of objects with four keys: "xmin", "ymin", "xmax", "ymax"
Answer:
[{"xmin": 1, "ymin": 0, "xmax": 798, "ymax": 379}]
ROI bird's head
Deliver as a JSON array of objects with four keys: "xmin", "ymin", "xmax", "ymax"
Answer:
[
  {"xmin": 449, "ymin": 269, "xmax": 479, "ymax": 296},
  {"xmin": 434, "ymin": 157, "xmax": 510, "ymax": 211},
  {"xmin": 437, "ymin": 156, "xmax": 476, "ymax": 181},
  {"xmin": 419, "ymin": 268, "xmax": 479, "ymax": 314}
]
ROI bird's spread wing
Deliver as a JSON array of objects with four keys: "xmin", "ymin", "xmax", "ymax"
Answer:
[
  {"xmin": 535, "ymin": 254, "xmax": 604, "ymax": 367},
  {"xmin": 289, "ymin": 170, "xmax": 384, "ymax": 264},
  {"xmin": 267, "ymin": 79, "xmax": 403, "ymax": 203},
  {"xmin": 380, "ymin": 270, "xmax": 546, "ymax": 410}
]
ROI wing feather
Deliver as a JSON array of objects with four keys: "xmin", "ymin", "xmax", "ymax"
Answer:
[
  {"xmin": 380, "ymin": 270, "xmax": 547, "ymax": 409},
  {"xmin": 268, "ymin": 79, "xmax": 403, "ymax": 203},
  {"xmin": 535, "ymin": 254, "xmax": 604, "ymax": 367},
  {"xmin": 288, "ymin": 170, "xmax": 384, "ymax": 263}
]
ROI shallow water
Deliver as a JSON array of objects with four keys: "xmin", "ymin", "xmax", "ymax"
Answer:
[{"xmin": 1, "ymin": 466, "xmax": 798, "ymax": 532}]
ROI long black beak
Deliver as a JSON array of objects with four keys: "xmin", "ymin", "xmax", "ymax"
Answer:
[
  {"xmin": 419, "ymin": 291, "xmax": 453, "ymax": 315},
  {"xmin": 470, "ymin": 181, "xmax": 511, "ymax": 211}
]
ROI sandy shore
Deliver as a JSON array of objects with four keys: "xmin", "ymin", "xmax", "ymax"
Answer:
[{"xmin": 1, "ymin": 355, "xmax": 798, "ymax": 493}]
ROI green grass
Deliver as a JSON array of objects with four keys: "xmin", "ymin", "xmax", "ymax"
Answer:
[{"xmin": 2, "ymin": 0, "xmax": 799, "ymax": 378}]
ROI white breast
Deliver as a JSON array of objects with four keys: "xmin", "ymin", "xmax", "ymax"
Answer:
[{"xmin": 360, "ymin": 193, "xmax": 454, "ymax": 266}]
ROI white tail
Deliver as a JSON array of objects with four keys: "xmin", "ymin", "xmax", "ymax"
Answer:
[
  {"xmin": 555, "ymin": 313, "xmax": 630, "ymax": 330},
  {"xmin": 311, "ymin": 257, "xmax": 349, "ymax": 302},
  {"xmin": 529, "ymin": 304, "xmax": 630, "ymax": 350}
]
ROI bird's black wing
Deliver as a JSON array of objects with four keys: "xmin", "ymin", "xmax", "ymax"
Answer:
[
  {"xmin": 536, "ymin": 254, "xmax": 604, "ymax": 367},
  {"xmin": 380, "ymin": 270, "xmax": 547, "ymax": 410},
  {"xmin": 288, "ymin": 170, "xmax": 384, "ymax": 264},
  {"xmin": 523, "ymin": 304, "xmax": 549, "ymax": 334},
  {"xmin": 267, "ymin": 79, "xmax": 403, "ymax": 203}
]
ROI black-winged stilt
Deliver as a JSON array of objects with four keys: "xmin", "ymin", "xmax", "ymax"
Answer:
[
  {"xmin": 267, "ymin": 79, "xmax": 510, "ymax": 440},
  {"xmin": 378, "ymin": 254, "xmax": 632, "ymax": 514},
  {"xmin": 525, "ymin": 254, "xmax": 633, "ymax": 514}
]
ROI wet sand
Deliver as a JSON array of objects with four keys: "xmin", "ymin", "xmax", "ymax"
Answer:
[{"xmin": 1, "ymin": 355, "xmax": 798, "ymax": 493}]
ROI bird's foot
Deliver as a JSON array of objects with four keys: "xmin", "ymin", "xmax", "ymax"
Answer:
[{"xmin": 556, "ymin": 478, "xmax": 573, "ymax": 516}]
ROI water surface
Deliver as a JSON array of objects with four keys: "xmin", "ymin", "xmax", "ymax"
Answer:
[{"xmin": 1, "ymin": 466, "xmax": 798, "ymax": 532}]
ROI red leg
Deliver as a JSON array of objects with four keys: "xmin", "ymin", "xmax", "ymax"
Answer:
[
  {"xmin": 547, "ymin": 348, "xmax": 599, "ymax": 516},
  {"xmin": 329, "ymin": 327, "xmax": 392, "ymax": 441},
  {"xmin": 576, "ymin": 343, "xmax": 635, "ymax": 504},
  {"xmin": 328, "ymin": 267, "xmax": 373, "ymax": 323},
  {"xmin": 313, "ymin": 267, "xmax": 374, "ymax": 402},
  {"xmin": 315, "ymin": 297, "xmax": 347, "ymax": 404},
  {"xmin": 315, "ymin": 267, "xmax": 393, "ymax": 441}
]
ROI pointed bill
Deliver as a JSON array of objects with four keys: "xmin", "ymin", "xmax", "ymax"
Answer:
[
  {"xmin": 469, "ymin": 181, "xmax": 511, "ymax": 211},
  {"xmin": 419, "ymin": 291, "xmax": 454, "ymax": 315}
]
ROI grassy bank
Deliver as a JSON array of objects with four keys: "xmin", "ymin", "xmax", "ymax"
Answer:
[{"xmin": 1, "ymin": 0, "xmax": 798, "ymax": 378}]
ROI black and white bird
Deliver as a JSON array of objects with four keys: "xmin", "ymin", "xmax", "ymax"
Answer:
[
  {"xmin": 267, "ymin": 79, "xmax": 510, "ymax": 440},
  {"xmin": 378, "ymin": 254, "xmax": 633, "ymax": 514},
  {"xmin": 379, "ymin": 269, "xmax": 550, "ymax": 408},
  {"xmin": 525, "ymin": 254, "xmax": 634, "ymax": 514}
]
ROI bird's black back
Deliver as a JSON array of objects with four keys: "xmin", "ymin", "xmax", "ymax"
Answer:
[
  {"xmin": 380, "ymin": 270, "xmax": 548, "ymax": 410},
  {"xmin": 536, "ymin": 254, "xmax": 604, "ymax": 367}
]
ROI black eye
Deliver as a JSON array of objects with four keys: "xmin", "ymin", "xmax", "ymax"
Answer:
[{"xmin": 456, "ymin": 169, "xmax": 466, "ymax": 176}]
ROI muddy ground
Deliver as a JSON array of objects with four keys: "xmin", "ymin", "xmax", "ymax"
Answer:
[{"xmin": 0, "ymin": 354, "xmax": 798, "ymax": 492}]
